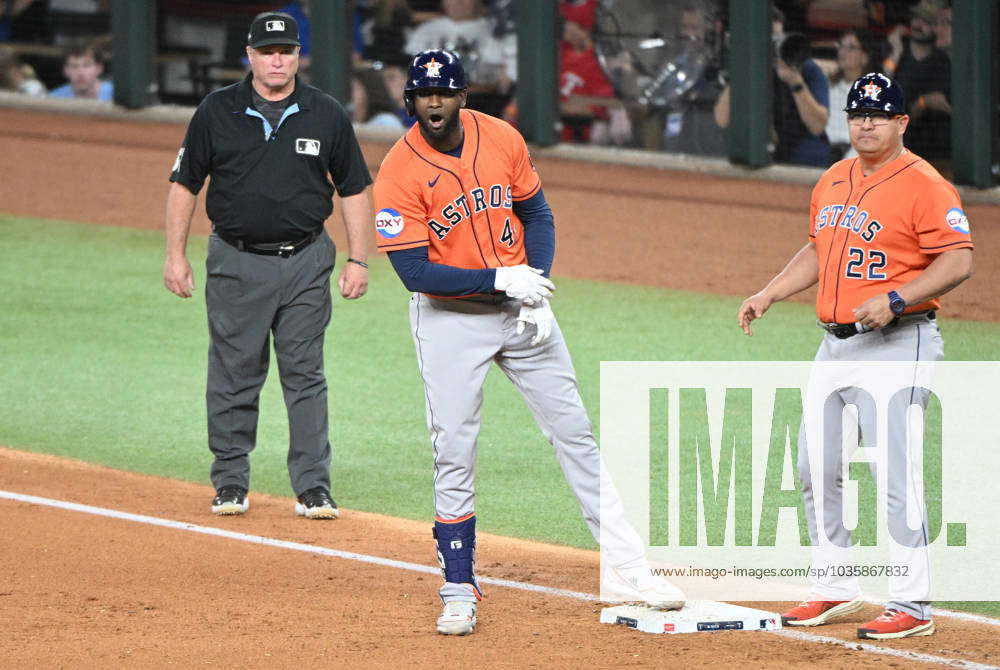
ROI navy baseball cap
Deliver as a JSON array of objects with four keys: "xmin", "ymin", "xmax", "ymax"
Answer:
[
  {"xmin": 247, "ymin": 12, "xmax": 300, "ymax": 49},
  {"xmin": 405, "ymin": 50, "xmax": 468, "ymax": 93},
  {"xmin": 844, "ymin": 72, "xmax": 906, "ymax": 114}
]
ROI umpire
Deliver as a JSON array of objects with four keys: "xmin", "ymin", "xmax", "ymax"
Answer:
[{"xmin": 163, "ymin": 11, "xmax": 373, "ymax": 519}]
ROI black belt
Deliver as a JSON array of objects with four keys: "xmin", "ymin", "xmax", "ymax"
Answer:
[
  {"xmin": 819, "ymin": 310, "xmax": 936, "ymax": 340},
  {"xmin": 215, "ymin": 230, "xmax": 319, "ymax": 258}
]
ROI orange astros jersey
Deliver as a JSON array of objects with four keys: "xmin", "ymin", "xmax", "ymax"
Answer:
[
  {"xmin": 810, "ymin": 151, "xmax": 973, "ymax": 324},
  {"xmin": 373, "ymin": 109, "xmax": 540, "ymax": 273}
]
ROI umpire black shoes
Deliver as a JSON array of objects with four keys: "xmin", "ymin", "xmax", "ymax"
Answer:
[
  {"xmin": 211, "ymin": 485, "xmax": 249, "ymax": 516},
  {"xmin": 295, "ymin": 487, "xmax": 340, "ymax": 519}
]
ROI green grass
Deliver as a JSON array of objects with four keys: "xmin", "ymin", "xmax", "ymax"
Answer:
[{"xmin": 2, "ymin": 214, "xmax": 998, "ymax": 618}]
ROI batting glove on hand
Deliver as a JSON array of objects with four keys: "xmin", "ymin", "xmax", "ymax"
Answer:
[
  {"xmin": 516, "ymin": 298, "xmax": 555, "ymax": 345},
  {"xmin": 494, "ymin": 265, "xmax": 555, "ymax": 305}
]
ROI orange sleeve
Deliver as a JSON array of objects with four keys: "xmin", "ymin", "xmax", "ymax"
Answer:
[
  {"xmin": 912, "ymin": 181, "xmax": 974, "ymax": 254},
  {"xmin": 808, "ymin": 180, "xmax": 821, "ymax": 240},
  {"xmin": 373, "ymin": 176, "xmax": 430, "ymax": 252},
  {"xmin": 509, "ymin": 128, "xmax": 541, "ymax": 201}
]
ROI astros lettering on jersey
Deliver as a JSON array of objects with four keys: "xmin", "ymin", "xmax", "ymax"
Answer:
[
  {"xmin": 373, "ymin": 108, "xmax": 540, "ymax": 278},
  {"xmin": 810, "ymin": 152, "xmax": 973, "ymax": 323}
]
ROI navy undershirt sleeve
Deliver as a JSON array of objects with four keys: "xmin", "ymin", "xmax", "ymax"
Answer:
[
  {"xmin": 386, "ymin": 177, "xmax": 553, "ymax": 295},
  {"xmin": 513, "ymin": 188, "xmax": 555, "ymax": 276},
  {"xmin": 388, "ymin": 246, "xmax": 497, "ymax": 296}
]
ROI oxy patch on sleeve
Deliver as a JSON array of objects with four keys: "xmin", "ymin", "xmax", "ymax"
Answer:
[
  {"xmin": 375, "ymin": 208, "xmax": 405, "ymax": 238},
  {"xmin": 945, "ymin": 208, "xmax": 970, "ymax": 234}
]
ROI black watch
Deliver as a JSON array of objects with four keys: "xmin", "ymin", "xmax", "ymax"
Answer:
[{"xmin": 888, "ymin": 290, "xmax": 907, "ymax": 316}]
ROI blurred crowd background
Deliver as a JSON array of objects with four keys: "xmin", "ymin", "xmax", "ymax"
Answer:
[{"xmin": 0, "ymin": 0, "xmax": 995, "ymax": 178}]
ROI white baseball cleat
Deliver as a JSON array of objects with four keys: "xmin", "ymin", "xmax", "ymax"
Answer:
[
  {"xmin": 603, "ymin": 564, "xmax": 685, "ymax": 610},
  {"xmin": 436, "ymin": 600, "xmax": 477, "ymax": 635}
]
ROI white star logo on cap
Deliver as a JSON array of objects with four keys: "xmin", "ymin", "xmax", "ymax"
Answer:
[
  {"xmin": 421, "ymin": 58, "xmax": 444, "ymax": 78},
  {"xmin": 862, "ymin": 81, "xmax": 882, "ymax": 100}
]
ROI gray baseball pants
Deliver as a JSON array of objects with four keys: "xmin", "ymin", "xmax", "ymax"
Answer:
[
  {"xmin": 410, "ymin": 294, "xmax": 649, "ymax": 569},
  {"xmin": 205, "ymin": 232, "xmax": 335, "ymax": 496},
  {"xmin": 799, "ymin": 315, "xmax": 942, "ymax": 620}
]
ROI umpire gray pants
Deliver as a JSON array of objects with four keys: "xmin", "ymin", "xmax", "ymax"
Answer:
[{"xmin": 205, "ymin": 232, "xmax": 335, "ymax": 496}]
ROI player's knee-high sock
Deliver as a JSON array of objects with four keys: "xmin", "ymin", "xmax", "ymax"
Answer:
[{"xmin": 434, "ymin": 514, "xmax": 483, "ymax": 602}]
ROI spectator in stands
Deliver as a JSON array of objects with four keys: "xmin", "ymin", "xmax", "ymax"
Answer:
[
  {"xmin": 377, "ymin": 54, "xmax": 416, "ymax": 127},
  {"xmin": 661, "ymin": 3, "xmax": 725, "ymax": 156},
  {"xmin": 0, "ymin": 0, "xmax": 42, "ymax": 42},
  {"xmin": 48, "ymin": 41, "xmax": 111, "ymax": 101},
  {"xmin": 558, "ymin": 0, "xmax": 630, "ymax": 145},
  {"xmin": 48, "ymin": 0, "xmax": 110, "ymax": 46},
  {"xmin": 406, "ymin": 0, "xmax": 445, "ymax": 25},
  {"xmin": 361, "ymin": 0, "xmax": 413, "ymax": 64},
  {"xmin": 0, "ymin": 43, "xmax": 45, "ymax": 95},
  {"xmin": 404, "ymin": 0, "xmax": 512, "ymax": 116},
  {"xmin": 884, "ymin": 0, "xmax": 951, "ymax": 162},
  {"xmin": 714, "ymin": 7, "xmax": 830, "ymax": 166},
  {"xmin": 824, "ymin": 29, "xmax": 878, "ymax": 161},
  {"xmin": 351, "ymin": 68, "xmax": 405, "ymax": 129},
  {"xmin": 278, "ymin": 1, "xmax": 311, "ymax": 68},
  {"xmin": 934, "ymin": 4, "xmax": 951, "ymax": 55}
]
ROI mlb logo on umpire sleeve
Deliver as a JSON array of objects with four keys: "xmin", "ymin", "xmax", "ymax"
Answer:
[
  {"xmin": 296, "ymin": 138, "xmax": 320, "ymax": 156},
  {"xmin": 266, "ymin": 20, "xmax": 285, "ymax": 31}
]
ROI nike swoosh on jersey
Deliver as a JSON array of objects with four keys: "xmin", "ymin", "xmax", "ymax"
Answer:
[
  {"xmin": 428, "ymin": 174, "xmax": 441, "ymax": 188},
  {"xmin": 832, "ymin": 180, "xmax": 846, "ymax": 186}
]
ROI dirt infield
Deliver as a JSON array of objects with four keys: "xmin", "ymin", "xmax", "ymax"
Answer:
[
  {"xmin": 0, "ymin": 108, "xmax": 995, "ymax": 320},
  {"xmin": 2, "ymin": 448, "xmax": 998, "ymax": 669},
  {"xmin": 2, "ymin": 107, "xmax": 999, "ymax": 667}
]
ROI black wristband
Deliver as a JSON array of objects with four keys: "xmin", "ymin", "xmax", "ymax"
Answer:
[
  {"xmin": 790, "ymin": 83, "xmax": 805, "ymax": 93},
  {"xmin": 347, "ymin": 257, "xmax": 368, "ymax": 269}
]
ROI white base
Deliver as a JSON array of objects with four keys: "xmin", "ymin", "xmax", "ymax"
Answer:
[{"xmin": 600, "ymin": 602, "xmax": 783, "ymax": 634}]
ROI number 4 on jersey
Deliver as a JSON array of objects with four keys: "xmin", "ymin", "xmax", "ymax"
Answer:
[{"xmin": 500, "ymin": 218, "xmax": 515, "ymax": 247}]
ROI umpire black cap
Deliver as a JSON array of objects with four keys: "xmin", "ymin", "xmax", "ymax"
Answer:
[
  {"xmin": 247, "ymin": 12, "xmax": 301, "ymax": 49},
  {"xmin": 844, "ymin": 72, "xmax": 906, "ymax": 115}
]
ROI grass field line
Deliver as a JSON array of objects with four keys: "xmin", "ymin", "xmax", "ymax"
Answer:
[{"xmin": 3, "ymin": 489, "xmax": 997, "ymax": 668}]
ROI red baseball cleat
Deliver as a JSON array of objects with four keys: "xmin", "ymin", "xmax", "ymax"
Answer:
[
  {"xmin": 781, "ymin": 598, "xmax": 864, "ymax": 626},
  {"xmin": 857, "ymin": 609, "xmax": 935, "ymax": 639}
]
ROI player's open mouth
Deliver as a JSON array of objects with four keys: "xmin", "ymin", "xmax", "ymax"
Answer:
[{"xmin": 428, "ymin": 113, "xmax": 444, "ymax": 129}]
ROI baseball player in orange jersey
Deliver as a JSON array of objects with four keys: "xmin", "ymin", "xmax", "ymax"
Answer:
[
  {"xmin": 739, "ymin": 72, "xmax": 973, "ymax": 640},
  {"xmin": 373, "ymin": 50, "xmax": 684, "ymax": 636}
]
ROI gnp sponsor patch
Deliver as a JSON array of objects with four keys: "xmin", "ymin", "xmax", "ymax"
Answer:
[
  {"xmin": 375, "ymin": 208, "xmax": 405, "ymax": 238},
  {"xmin": 945, "ymin": 208, "xmax": 970, "ymax": 234}
]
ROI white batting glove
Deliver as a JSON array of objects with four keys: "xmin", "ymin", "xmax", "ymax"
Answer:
[
  {"xmin": 494, "ymin": 265, "xmax": 555, "ymax": 305},
  {"xmin": 515, "ymin": 298, "xmax": 555, "ymax": 345}
]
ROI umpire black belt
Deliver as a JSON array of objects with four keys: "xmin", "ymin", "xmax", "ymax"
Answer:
[
  {"xmin": 819, "ymin": 310, "xmax": 936, "ymax": 340},
  {"xmin": 216, "ymin": 230, "xmax": 319, "ymax": 258}
]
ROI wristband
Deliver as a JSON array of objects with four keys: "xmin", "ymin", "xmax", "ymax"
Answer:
[
  {"xmin": 347, "ymin": 257, "xmax": 369, "ymax": 269},
  {"xmin": 790, "ymin": 83, "xmax": 805, "ymax": 94}
]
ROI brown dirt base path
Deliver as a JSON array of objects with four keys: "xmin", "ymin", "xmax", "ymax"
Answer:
[{"xmin": 1, "ymin": 447, "xmax": 998, "ymax": 669}]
